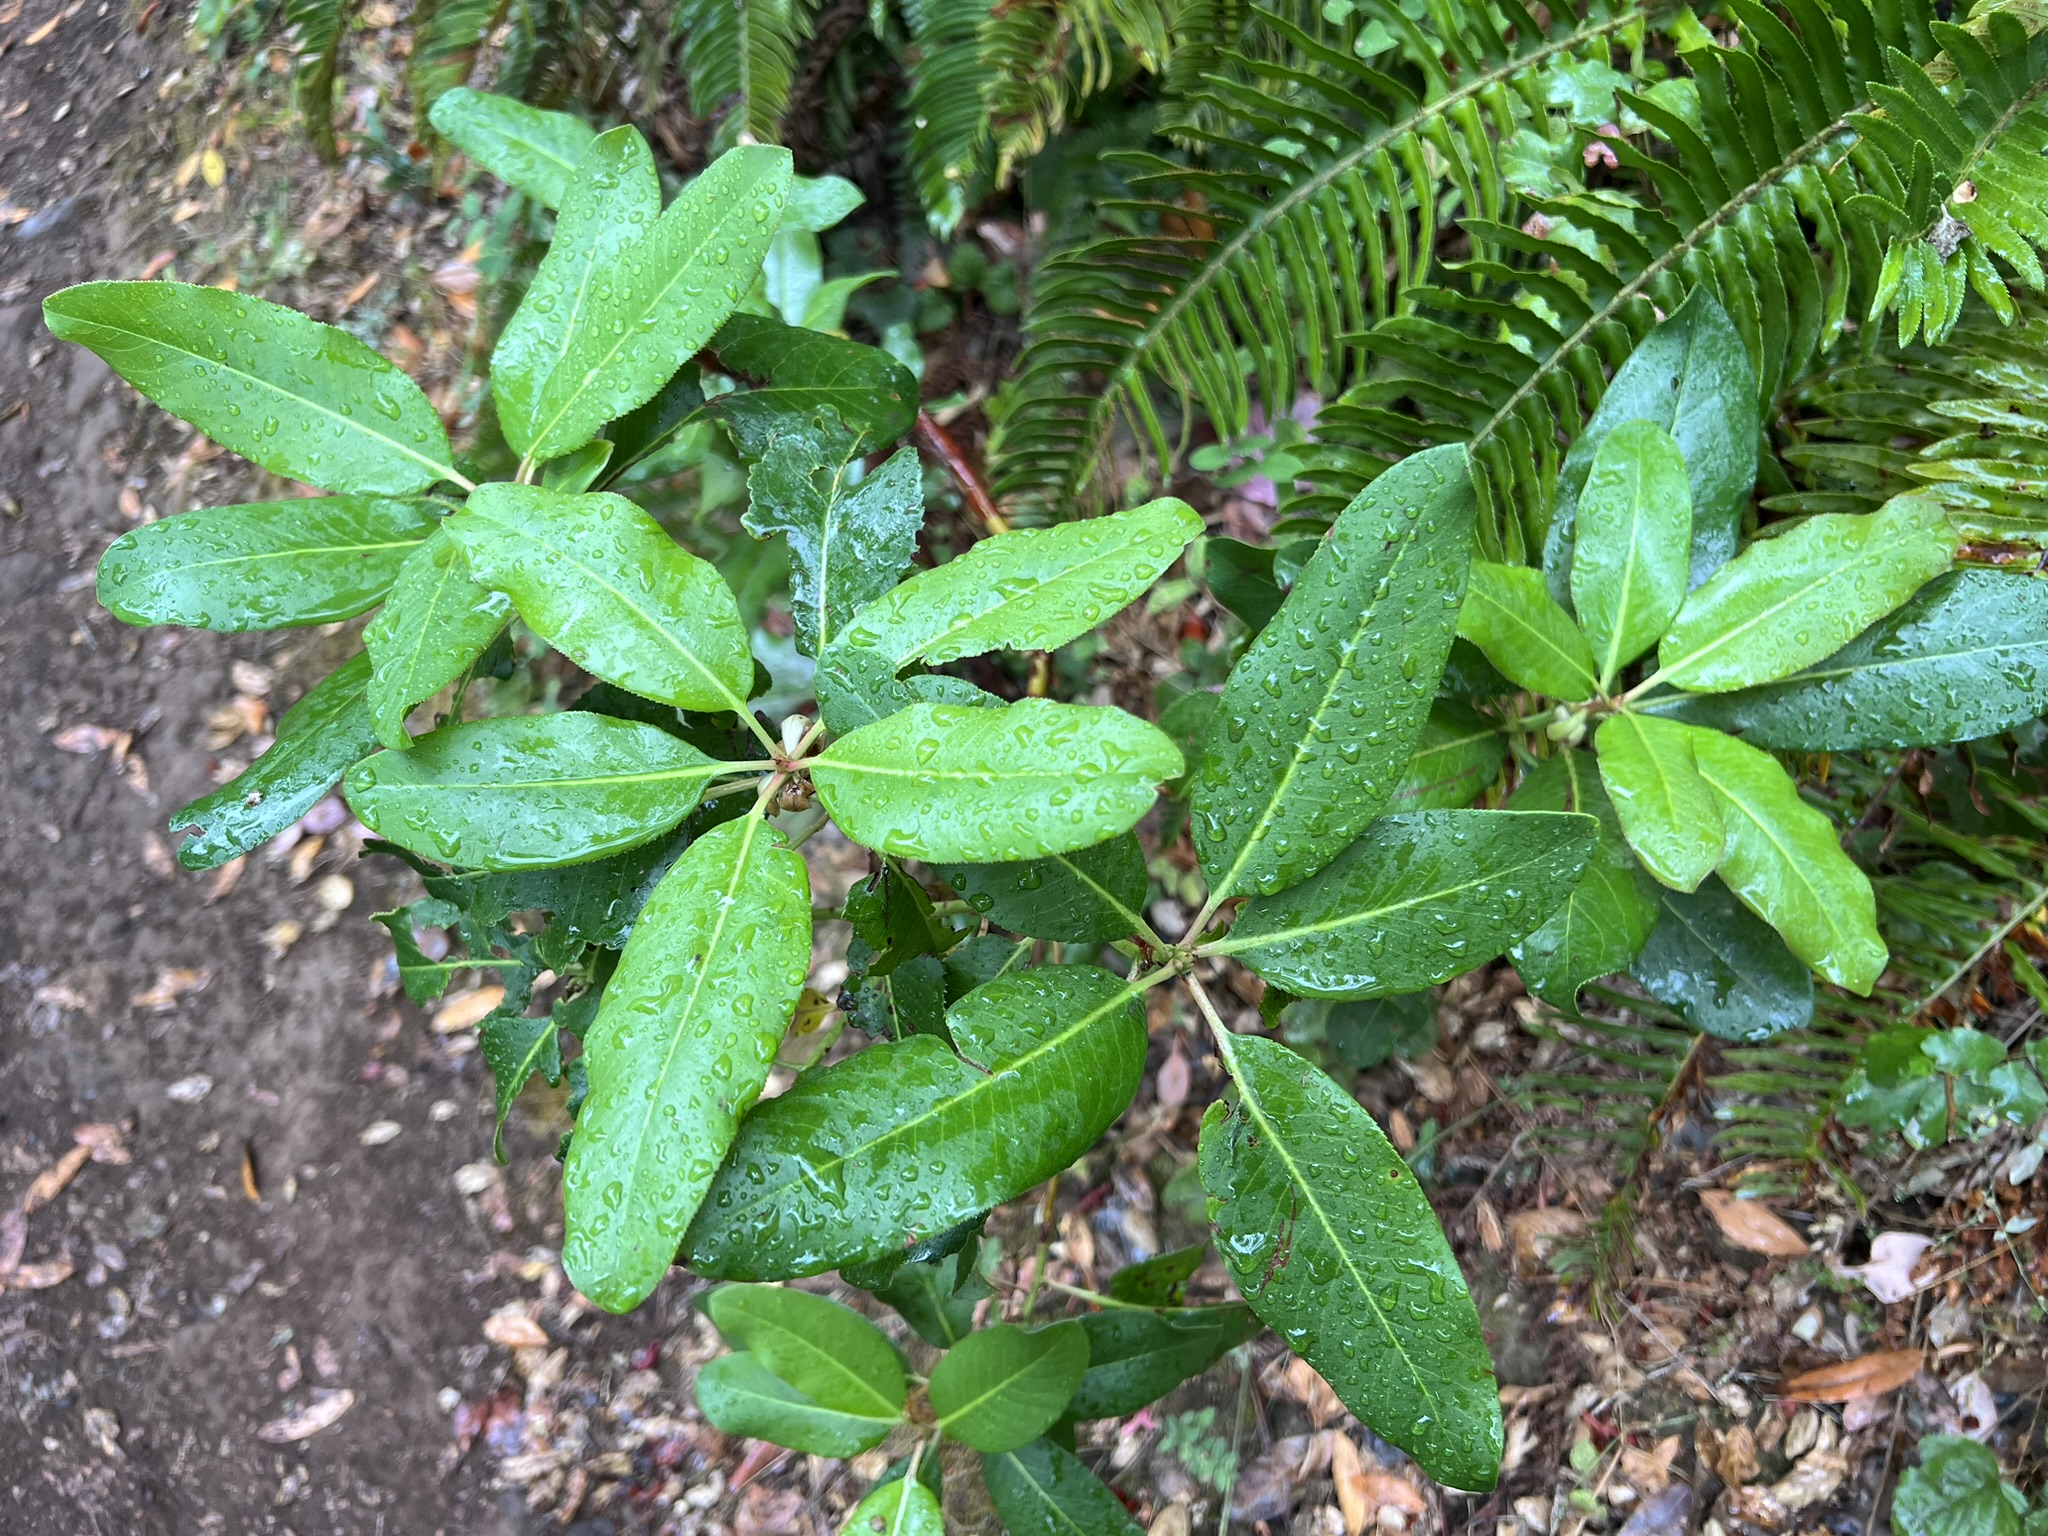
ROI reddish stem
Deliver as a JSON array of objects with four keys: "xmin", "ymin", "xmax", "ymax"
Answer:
[{"xmin": 914, "ymin": 411, "xmax": 1010, "ymax": 537}]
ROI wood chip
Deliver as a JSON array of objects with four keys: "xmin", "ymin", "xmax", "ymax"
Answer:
[
  {"xmin": 131, "ymin": 967, "xmax": 208, "ymax": 1010},
  {"xmin": 483, "ymin": 1312, "xmax": 550, "ymax": 1349},
  {"xmin": 256, "ymin": 1388, "xmax": 355, "ymax": 1443},
  {"xmin": 21, "ymin": 1143, "xmax": 90, "ymax": 1213},
  {"xmin": 6, "ymin": 1259, "xmax": 74, "ymax": 1290},
  {"xmin": 73, "ymin": 1123, "xmax": 128, "ymax": 1165},
  {"xmin": 1781, "ymin": 1350, "xmax": 1923, "ymax": 1402},
  {"xmin": 1699, "ymin": 1190, "xmax": 1808, "ymax": 1257},
  {"xmin": 0, "ymin": 1208, "xmax": 26, "ymax": 1276},
  {"xmin": 1330, "ymin": 1433, "xmax": 1369, "ymax": 1536}
]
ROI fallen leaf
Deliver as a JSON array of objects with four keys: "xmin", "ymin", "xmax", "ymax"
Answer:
[
  {"xmin": 1771, "ymin": 1428, "xmax": 1849, "ymax": 1515},
  {"xmin": 1698, "ymin": 1422, "xmax": 1758, "ymax": 1486},
  {"xmin": 1507, "ymin": 1208, "xmax": 1585, "ymax": 1273},
  {"xmin": 198, "ymin": 148, "xmax": 225, "ymax": 188},
  {"xmin": 483, "ymin": 1312, "xmax": 549, "ymax": 1349},
  {"xmin": 1156, "ymin": 1040, "xmax": 1190, "ymax": 1109},
  {"xmin": 434, "ymin": 984, "xmax": 505, "ymax": 1033},
  {"xmin": 1781, "ymin": 1350, "xmax": 1922, "ymax": 1402},
  {"xmin": 206, "ymin": 857, "xmax": 246, "ymax": 903},
  {"xmin": 21, "ymin": 1143, "xmax": 91, "ymax": 1213},
  {"xmin": 131, "ymin": 968, "xmax": 208, "ymax": 1010},
  {"xmin": 1617, "ymin": 1482, "xmax": 1694, "ymax": 1536},
  {"xmin": 358, "ymin": 1120, "xmax": 402, "ymax": 1147},
  {"xmin": 1951, "ymin": 1372, "xmax": 1997, "ymax": 1440},
  {"xmin": 7, "ymin": 1259, "xmax": 75, "ymax": 1290},
  {"xmin": 1277, "ymin": 1357, "xmax": 1344, "ymax": 1426},
  {"xmin": 1834, "ymin": 1232, "xmax": 1935, "ymax": 1304},
  {"xmin": 1331, "ymin": 1432, "xmax": 1369, "ymax": 1536},
  {"xmin": 1356, "ymin": 1472, "xmax": 1426, "ymax": 1517},
  {"xmin": 1699, "ymin": 1190, "xmax": 1808, "ymax": 1257},
  {"xmin": 165, "ymin": 1074, "xmax": 212, "ymax": 1103},
  {"xmin": 257, "ymin": 1388, "xmax": 355, "ymax": 1443},
  {"xmin": 51, "ymin": 723, "xmax": 127, "ymax": 755},
  {"xmin": 1619, "ymin": 1434, "xmax": 1681, "ymax": 1495}
]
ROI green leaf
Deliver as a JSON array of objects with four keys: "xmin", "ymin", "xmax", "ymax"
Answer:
[
  {"xmin": 493, "ymin": 125, "xmax": 663, "ymax": 460},
  {"xmin": 1106, "ymin": 1246, "xmax": 1205, "ymax": 1308},
  {"xmin": 344, "ymin": 713, "xmax": 724, "ymax": 870},
  {"xmin": 563, "ymin": 816, "xmax": 811, "ymax": 1312},
  {"xmin": 871, "ymin": 1252, "xmax": 990, "ymax": 1347},
  {"xmin": 1654, "ymin": 497, "xmax": 1959, "ymax": 693},
  {"xmin": 704, "ymin": 1284, "xmax": 906, "ymax": 1418},
  {"xmin": 1506, "ymin": 751, "xmax": 1661, "ymax": 1007},
  {"xmin": 1571, "ymin": 420, "xmax": 1692, "ymax": 690},
  {"xmin": 1323, "ymin": 992, "xmax": 1436, "ymax": 1070},
  {"xmin": 983, "ymin": 1437, "xmax": 1145, "ymax": 1536},
  {"xmin": 740, "ymin": 435, "xmax": 923, "ymax": 658},
  {"xmin": 1199, "ymin": 1031, "xmax": 1501, "ymax": 1490},
  {"xmin": 478, "ymin": 980, "xmax": 561, "ymax": 1161},
  {"xmin": 414, "ymin": 826, "xmax": 690, "ymax": 951},
  {"xmin": 1388, "ymin": 702, "xmax": 1505, "ymax": 812},
  {"xmin": 427, "ymin": 87, "xmax": 595, "ymax": 210},
  {"xmin": 1594, "ymin": 714, "xmax": 1723, "ymax": 892},
  {"xmin": 521, "ymin": 144, "xmax": 793, "ymax": 463},
  {"xmin": 839, "ymin": 1474, "xmax": 945, "ymax": 1536},
  {"xmin": 1064, "ymin": 1306, "xmax": 1259, "ymax": 1422},
  {"xmin": 1630, "ymin": 877, "xmax": 1813, "ymax": 1042},
  {"xmin": 1544, "ymin": 290, "xmax": 1757, "ymax": 596},
  {"xmin": 816, "ymin": 499, "xmax": 1203, "ymax": 733},
  {"xmin": 939, "ymin": 834, "xmax": 1149, "ymax": 943},
  {"xmin": 1457, "ymin": 562, "xmax": 1599, "ymax": 700},
  {"xmin": 1649, "ymin": 570, "xmax": 2048, "ymax": 750},
  {"xmin": 685, "ymin": 967, "xmax": 1146, "ymax": 1278},
  {"xmin": 1192, "ymin": 446, "xmax": 1476, "ymax": 901},
  {"xmin": 710, "ymin": 312, "xmax": 919, "ymax": 454},
  {"xmin": 928, "ymin": 1321, "xmax": 1088, "ymax": 1453},
  {"xmin": 812, "ymin": 700, "xmax": 1182, "ymax": 864},
  {"xmin": 364, "ymin": 525, "xmax": 511, "ymax": 749},
  {"xmin": 43, "ymin": 282, "xmax": 457, "ymax": 495},
  {"xmin": 1687, "ymin": 730, "xmax": 1885, "ymax": 992},
  {"xmin": 1892, "ymin": 1437, "xmax": 2030, "ymax": 1536},
  {"xmin": 96, "ymin": 496, "xmax": 438, "ymax": 631},
  {"xmin": 169, "ymin": 653, "xmax": 378, "ymax": 870},
  {"xmin": 447, "ymin": 484, "xmax": 754, "ymax": 715},
  {"xmin": 1211, "ymin": 810, "xmax": 1596, "ymax": 999},
  {"xmin": 695, "ymin": 1352, "xmax": 897, "ymax": 1457}
]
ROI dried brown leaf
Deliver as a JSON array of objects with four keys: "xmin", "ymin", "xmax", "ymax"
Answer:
[
  {"xmin": 0, "ymin": 1208, "xmax": 25, "ymax": 1276},
  {"xmin": 8, "ymin": 1259, "xmax": 75, "ymax": 1290},
  {"xmin": 435, "ymin": 985, "xmax": 505, "ymax": 1033},
  {"xmin": 1781, "ymin": 1350, "xmax": 1922, "ymax": 1402},
  {"xmin": 483, "ymin": 1312, "xmax": 549, "ymax": 1349},
  {"xmin": 21, "ymin": 1143, "xmax": 91, "ymax": 1213},
  {"xmin": 1699, "ymin": 1190, "xmax": 1808, "ymax": 1256},
  {"xmin": 1330, "ymin": 1432, "xmax": 1369, "ymax": 1536}
]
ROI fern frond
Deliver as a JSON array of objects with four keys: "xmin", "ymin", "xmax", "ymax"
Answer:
[
  {"xmin": 287, "ymin": 0, "xmax": 354, "ymax": 160},
  {"xmin": 980, "ymin": 0, "xmax": 1177, "ymax": 184},
  {"xmin": 411, "ymin": 0, "xmax": 511, "ymax": 126},
  {"xmin": 903, "ymin": 0, "xmax": 999, "ymax": 233},
  {"xmin": 675, "ymin": 0, "xmax": 808, "ymax": 150},
  {"xmin": 989, "ymin": 0, "xmax": 1646, "ymax": 519}
]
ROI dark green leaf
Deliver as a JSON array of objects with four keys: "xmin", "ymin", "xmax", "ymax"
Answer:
[
  {"xmin": 364, "ymin": 525, "xmax": 511, "ymax": 749},
  {"xmin": 685, "ymin": 967, "xmax": 1145, "ymax": 1278},
  {"xmin": 97, "ymin": 497, "xmax": 438, "ymax": 631},
  {"xmin": 1211, "ymin": 810, "xmax": 1596, "ymax": 998},
  {"xmin": 705, "ymin": 1284, "xmax": 905, "ymax": 1418},
  {"xmin": 982, "ymin": 1437, "xmax": 1144, "ymax": 1536},
  {"xmin": 345, "ymin": 712, "xmax": 724, "ymax": 870},
  {"xmin": 169, "ymin": 653, "xmax": 378, "ymax": 870},
  {"xmin": 479, "ymin": 978, "xmax": 558, "ymax": 1161},
  {"xmin": 1388, "ymin": 701, "xmax": 1504, "ymax": 812},
  {"xmin": 928, "ymin": 1321, "xmax": 1088, "ymax": 1453},
  {"xmin": 695, "ymin": 1352, "xmax": 896, "ymax": 1457},
  {"xmin": 812, "ymin": 700, "xmax": 1182, "ymax": 863},
  {"xmin": 1106, "ymin": 1246, "xmax": 1205, "ymax": 1308},
  {"xmin": 563, "ymin": 816, "xmax": 811, "ymax": 1312},
  {"xmin": 870, "ymin": 1252, "xmax": 990, "ymax": 1348},
  {"xmin": 1191, "ymin": 445, "xmax": 1475, "ymax": 902},
  {"xmin": 415, "ymin": 825, "xmax": 689, "ymax": 951},
  {"xmin": 1065, "ymin": 1306, "xmax": 1258, "ymax": 1421},
  {"xmin": 601, "ymin": 368, "xmax": 706, "ymax": 483},
  {"xmin": 1204, "ymin": 537, "xmax": 1286, "ymax": 634},
  {"xmin": 1892, "ymin": 1436, "xmax": 2030, "ymax": 1536},
  {"xmin": 1457, "ymin": 562, "xmax": 1598, "ymax": 700},
  {"xmin": 709, "ymin": 312, "xmax": 919, "ymax": 454},
  {"xmin": 1200, "ymin": 1032, "xmax": 1501, "ymax": 1490},
  {"xmin": 1324, "ymin": 992, "xmax": 1436, "ymax": 1069},
  {"xmin": 427, "ymin": 87, "xmax": 595, "ymax": 210},
  {"xmin": 1631, "ymin": 877, "xmax": 1813, "ymax": 1042},
  {"xmin": 940, "ymin": 834, "xmax": 1149, "ymax": 943},
  {"xmin": 44, "ymin": 282, "xmax": 457, "ymax": 494}
]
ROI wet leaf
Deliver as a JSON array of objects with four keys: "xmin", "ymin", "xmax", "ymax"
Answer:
[
  {"xmin": 563, "ymin": 816, "xmax": 811, "ymax": 1312},
  {"xmin": 928, "ymin": 1321, "xmax": 1087, "ymax": 1453},
  {"xmin": 696, "ymin": 1352, "xmax": 896, "ymax": 1456},
  {"xmin": 1572, "ymin": 420, "xmax": 1692, "ymax": 689},
  {"xmin": 838, "ymin": 1473, "xmax": 945, "ymax": 1536},
  {"xmin": 1064, "ymin": 1306, "xmax": 1259, "ymax": 1421},
  {"xmin": 346, "ymin": 712, "xmax": 723, "ymax": 870},
  {"xmin": 364, "ymin": 525, "xmax": 511, "ymax": 750},
  {"xmin": 97, "ymin": 497, "xmax": 439, "ymax": 631},
  {"xmin": 448, "ymin": 484, "xmax": 754, "ymax": 715},
  {"xmin": 1106, "ymin": 1245, "xmax": 1206, "ymax": 1308},
  {"xmin": 1594, "ymin": 713, "xmax": 1723, "ymax": 892},
  {"xmin": 44, "ymin": 283, "xmax": 457, "ymax": 494},
  {"xmin": 1199, "ymin": 1031, "xmax": 1502, "ymax": 1490},
  {"xmin": 1630, "ymin": 877, "xmax": 1813, "ymax": 1041},
  {"xmin": 1892, "ymin": 1437, "xmax": 2030, "ymax": 1536},
  {"xmin": 256, "ymin": 1389, "xmax": 356, "ymax": 1442},
  {"xmin": 1212, "ymin": 810, "xmax": 1596, "ymax": 998},
  {"xmin": 686, "ymin": 967, "xmax": 1145, "ymax": 1278},
  {"xmin": 982, "ymin": 1436, "xmax": 1144, "ymax": 1535},
  {"xmin": 939, "ymin": 833, "xmax": 1149, "ymax": 943},
  {"xmin": 1192, "ymin": 446, "xmax": 1475, "ymax": 901},
  {"xmin": 1387, "ymin": 701, "xmax": 1505, "ymax": 812},
  {"xmin": 709, "ymin": 312, "xmax": 919, "ymax": 454},
  {"xmin": 705, "ymin": 1284, "xmax": 905, "ymax": 1418},
  {"xmin": 427, "ymin": 87, "xmax": 597, "ymax": 210},
  {"xmin": 1457, "ymin": 562, "xmax": 1598, "ymax": 700},
  {"xmin": 812, "ymin": 700, "xmax": 1181, "ymax": 864}
]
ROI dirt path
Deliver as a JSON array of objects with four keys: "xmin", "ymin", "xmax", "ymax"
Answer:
[{"xmin": 0, "ymin": 8, "xmax": 548, "ymax": 1532}]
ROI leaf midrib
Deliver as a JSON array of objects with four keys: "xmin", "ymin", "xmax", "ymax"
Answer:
[
  {"xmin": 373, "ymin": 763, "xmax": 720, "ymax": 795},
  {"xmin": 140, "ymin": 535, "xmax": 430, "ymax": 575},
  {"xmin": 1660, "ymin": 542, "xmax": 1899, "ymax": 687}
]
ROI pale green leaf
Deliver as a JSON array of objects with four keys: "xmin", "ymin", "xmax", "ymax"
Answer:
[
  {"xmin": 705, "ymin": 1284, "xmax": 905, "ymax": 1418},
  {"xmin": 1457, "ymin": 562, "xmax": 1598, "ymax": 700},
  {"xmin": 1593, "ymin": 713, "xmax": 1723, "ymax": 891},
  {"xmin": 427, "ymin": 87, "xmax": 595, "ymax": 209},
  {"xmin": 927, "ymin": 1322, "xmax": 1087, "ymax": 1453},
  {"xmin": 364, "ymin": 525, "xmax": 511, "ymax": 750},
  {"xmin": 839, "ymin": 1475, "xmax": 944, "ymax": 1536},
  {"xmin": 1571, "ymin": 420, "xmax": 1691, "ymax": 689},
  {"xmin": 696, "ymin": 1352, "xmax": 896, "ymax": 1456}
]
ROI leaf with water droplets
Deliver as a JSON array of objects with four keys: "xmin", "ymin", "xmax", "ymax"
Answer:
[
  {"xmin": 709, "ymin": 312, "xmax": 919, "ymax": 455},
  {"xmin": 982, "ymin": 1437, "xmax": 1144, "ymax": 1536},
  {"xmin": 684, "ymin": 966, "xmax": 1146, "ymax": 1278},
  {"xmin": 96, "ymin": 496, "xmax": 439, "ymax": 632},
  {"xmin": 448, "ymin": 484, "xmax": 754, "ymax": 714},
  {"xmin": 838, "ymin": 1473, "xmax": 945, "ymax": 1536},
  {"xmin": 1631, "ymin": 876, "xmax": 1813, "ymax": 1042},
  {"xmin": 169, "ymin": 654, "xmax": 379, "ymax": 870},
  {"xmin": 1655, "ymin": 496, "xmax": 1958, "ymax": 694},
  {"xmin": 1593, "ymin": 713, "xmax": 1723, "ymax": 892},
  {"xmin": 1571, "ymin": 419, "xmax": 1692, "ymax": 690},
  {"xmin": 1544, "ymin": 289, "xmax": 1757, "ymax": 597},
  {"xmin": 1687, "ymin": 730, "xmax": 1886, "ymax": 992},
  {"xmin": 523, "ymin": 144, "xmax": 793, "ymax": 463},
  {"xmin": 812, "ymin": 700, "xmax": 1182, "ymax": 864},
  {"xmin": 345, "ymin": 712, "xmax": 724, "ymax": 870},
  {"xmin": 1648, "ymin": 570, "xmax": 2048, "ymax": 750},
  {"xmin": 493, "ymin": 126, "xmax": 662, "ymax": 459},
  {"xmin": 364, "ymin": 526, "xmax": 511, "ymax": 750},
  {"xmin": 1210, "ymin": 810, "xmax": 1596, "ymax": 998},
  {"xmin": 928, "ymin": 1321, "xmax": 1088, "ymax": 1453},
  {"xmin": 1064, "ymin": 1305, "xmax": 1260, "ymax": 1422},
  {"xmin": 43, "ymin": 282, "xmax": 457, "ymax": 495},
  {"xmin": 1199, "ymin": 1030, "xmax": 1502, "ymax": 1490},
  {"xmin": 563, "ymin": 815, "xmax": 811, "ymax": 1312},
  {"xmin": 815, "ymin": 499, "xmax": 1204, "ymax": 732},
  {"xmin": 705, "ymin": 1284, "xmax": 906, "ymax": 1418},
  {"xmin": 937, "ymin": 833, "xmax": 1149, "ymax": 943},
  {"xmin": 427, "ymin": 87, "xmax": 596, "ymax": 210},
  {"xmin": 1191, "ymin": 445, "xmax": 1476, "ymax": 903},
  {"xmin": 1458, "ymin": 562, "xmax": 1598, "ymax": 701},
  {"xmin": 695, "ymin": 1351, "xmax": 898, "ymax": 1456},
  {"xmin": 1386, "ymin": 702, "xmax": 1506, "ymax": 812}
]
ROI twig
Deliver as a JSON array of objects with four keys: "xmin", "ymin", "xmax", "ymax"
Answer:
[{"xmin": 914, "ymin": 411, "xmax": 1010, "ymax": 537}]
